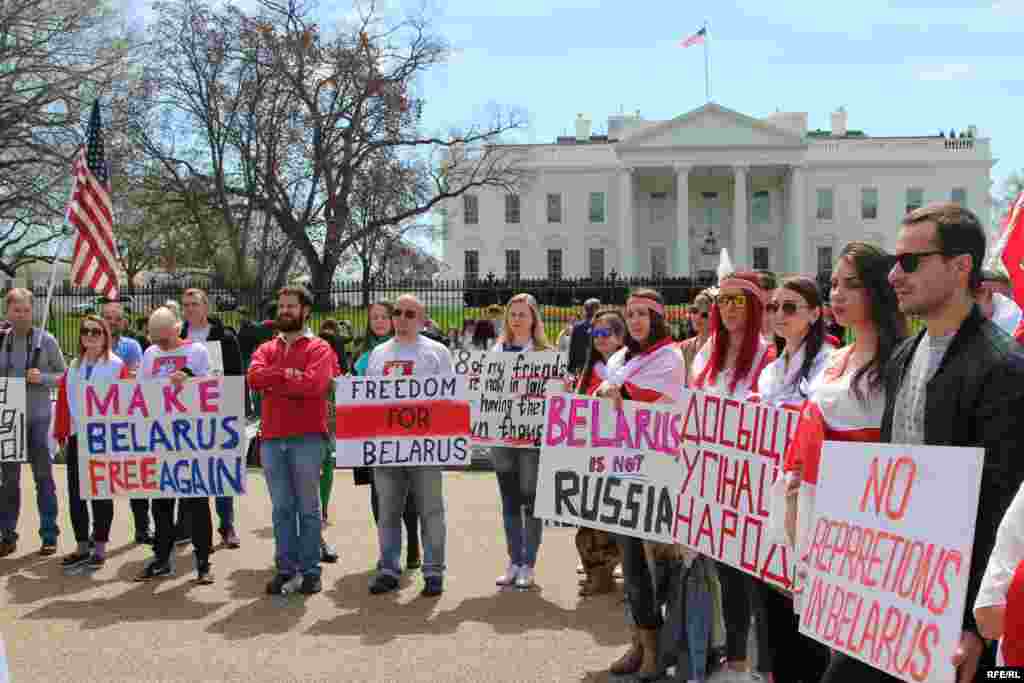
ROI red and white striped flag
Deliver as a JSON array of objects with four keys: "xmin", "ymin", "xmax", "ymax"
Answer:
[
  {"xmin": 68, "ymin": 100, "xmax": 120, "ymax": 299},
  {"xmin": 680, "ymin": 27, "xmax": 707, "ymax": 48}
]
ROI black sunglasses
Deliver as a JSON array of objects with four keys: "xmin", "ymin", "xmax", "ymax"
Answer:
[
  {"xmin": 893, "ymin": 251, "xmax": 946, "ymax": 274},
  {"xmin": 765, "ymin": 302, "xmax": 807, "ymax": 316},
  {"xmin": 81, "ymin": 327, "xmax": 105, "ymax": 338},
  {"xmin": 391, "ymin": 309, "xmax": 418, "ymax": 319}
]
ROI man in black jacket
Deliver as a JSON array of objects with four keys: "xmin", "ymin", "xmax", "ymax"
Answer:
[
  {"xmin": 181, "ymin": 288, "xmax": 245, "ymax": 550},
  {"xmin": 568, "ymin": 298, "xmax": 601, "ymax": 374},
  {"xmin": 822, "ymin": 202, "xmax": 1024, "ymax": 683}
]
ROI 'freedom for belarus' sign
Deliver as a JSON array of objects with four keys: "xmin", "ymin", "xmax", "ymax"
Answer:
[
  {"xmin": 798, "ymin": 442, "xmax": 982, "ymax": 683},
  {"xmin": 78, "ymin": 377, "xmax": 247, "ymax": 499},
  {"xmin": 335, "ymin": 374, "xmax": 471, "ymax": 468}
]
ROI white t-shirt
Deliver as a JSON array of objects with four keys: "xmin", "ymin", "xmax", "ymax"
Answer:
[
  {"xmin": 140, "ymin": 341, "xmax": 211, "ymax": 379},
  {"xmin": 366, "ymin": 335, "xmax": 453, "ymax": 377},
  {"xmin": 992, "ymin": 292, "xmax": 1023, "ymax": 337},
  {"xmin": 188, "ymin": 324, "xmax": 211, "ymax": 343}
]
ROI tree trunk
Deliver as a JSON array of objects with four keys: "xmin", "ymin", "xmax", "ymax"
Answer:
[{"xmin": 308, "ymin": 261, "xmax": 335, "ymax": 311}]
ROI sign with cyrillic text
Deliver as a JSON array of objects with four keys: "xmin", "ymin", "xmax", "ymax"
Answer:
[
  {"xmin": 453, "ymin": 350, "xmax": 568, "ymax": 448},
  {"xmin": 335, "ymin": 374, "xmax": 471, "ymax": 467},
  {"xmin": 0, "ymin": 378, "xmax": 26, "ymax": 462},
  {"xmin": 672, "ymin": 389, "xmax": 800, "ymax": 590},
  {"xmin": 78, "ymin": 377, "xmax": 247, "ymax": 499},
  {"xmin": 535, "ymin": 393, "xmax": 685, "ymax": 543},
  {"xmin": 799, "ymin": 442, "xmax": 982, "ymax": 683}
]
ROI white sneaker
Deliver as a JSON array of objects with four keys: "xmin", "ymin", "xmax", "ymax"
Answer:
[
  {"xmin": 515, "ymin": 565, "xmax": 535, "ymax": 589},
  {"xmin": 496, "ymin": 564, "xmax": 520, "ymax": 586}
]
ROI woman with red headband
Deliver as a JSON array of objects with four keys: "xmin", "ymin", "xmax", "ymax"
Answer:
[
  {"xmin": 690, "ymin": 271, "xmax": 776, "ymax": 681},
  {"xmin": 596, "ymin": 288, "xmax": 686, "ymax": 680}
]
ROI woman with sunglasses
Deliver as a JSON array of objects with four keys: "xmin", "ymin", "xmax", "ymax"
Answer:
[
  {"xmin": 782, "ymin": 242, "xmax": 907, "ymax": 683},
  {"xmin": 597, "ymin": 288, "xmax": 686, "ymax": 680},
  {"xmin": 351, "ymin": 300, "xmax": 421, "ymax": 571},
  {"xmin": 690, "ymin": 271, "xmax": 776, "ymax": 681},
  {"xmin": 573, "ymin": 309, "xmax": 626, "ymax": 597},
  {"xmin": 493, "ymin": 293, "xmax": 553, "ymax": 590},
  {"xmin": 679, "ymin": 290, "xmax": 713, "ymax": 384},
  {"xmin": 53, "ymin": 316, "xmax": 130, "ymax": 571}
]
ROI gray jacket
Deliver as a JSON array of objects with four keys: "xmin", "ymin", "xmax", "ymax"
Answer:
[{"xmin": 0, "ymin": 328, "xmax": 65, "ymax": 421}]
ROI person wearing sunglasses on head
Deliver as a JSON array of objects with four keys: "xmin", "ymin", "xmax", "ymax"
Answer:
[
  {"xmin": 365, "ymin": 293, "xmax": 453, "ymax": 598},
  {"xmin": 678, "ymin": 290, "xmax": 713, "ymax": 385},
  {"xmin": 53, "ymin": 316, "xmax": 132, "ymax": 571}
]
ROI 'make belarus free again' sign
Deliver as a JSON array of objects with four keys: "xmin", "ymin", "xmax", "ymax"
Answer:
[{"xmin": 335, "ymin": 374, "xmax": 472, "ymax": 468}]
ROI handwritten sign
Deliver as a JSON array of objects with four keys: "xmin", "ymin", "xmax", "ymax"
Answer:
[
  {"xmin": 0, "ymin": 378, "xmax": 26, "ymax": 463},
  {"xmin": 77, "ymin": 377, "xmax": 247, "ymax": 499},
  {"xmin": 798, "ymin": 442, "xmax": 982, "ymax": 683},
  {"xmin": 335, "ymin": 374, "xmax": 471, "ymax": 468},
  {"xmin": 672, "ymin": 389, "xmax": 800, "ymax": 590},
  {"xmin": 453, "ymin": 350, "xmax": 568, "ymax": 448},
  {"xmin": 535, "ymin": 393, "xmax": 685, "ymax": 542}
]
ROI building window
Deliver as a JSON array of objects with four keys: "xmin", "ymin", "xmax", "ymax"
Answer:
[
  {"xmin": 589, "ymin": 192, "xmax": 606, "ymax": 223},
  {"xmin": 464, "ymin": 250, "xmax": 479, "ymax": 280},
  {"xmin": 861, "ymin": 188, "xmax": 879, "ymax": 220},
  {"xmin": 546, "ymin": 193, "xmax": 562, "ymax": 223},
  {"xmin": 547, "ymin": 249, "xmax": 563, "ymax": 280},
  {"xmin": 816, "ymin": 188, "xmax": 834, "ymax": 220},
  {"xmin": 751, "ymin": 191, "xmax": 771, "ymax": 224},
  {"xmin": 906, "ymin": 188, "xmax": 924, "ymax": 214},
  {"xmin": 952, "ymin": 187, "xmax": 967, "ymax": 206},
  {"xmin": 589, "ymin": 248, "xmax": 605, "ymax": 279},
  {"xmin": 701, "ymin": 191, "xmax": 721, "ymax": 226},
  {"xmin": 753, "ymin": 247, "xmax": 770, "ymax": 271},
  {"xmin": 650, "ymin": 246, "xmax": 667, "ymax": 277},
  {"xmin": 505, "ymin": 249, "xmax": 520, "ymax": 280},
  {"xmin": 463, "ymin": 194, "xmax": 478, "ymax": 225},
  {"xmin": 817, "ymin": 246, "xmax": 833, "ymax": 274},
  {"xmin": 505, "ymin": 194, "xmax": 521, "ymax": 224}
]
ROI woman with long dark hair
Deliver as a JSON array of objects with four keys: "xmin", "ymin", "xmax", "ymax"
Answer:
[
  {"xmin": 573, "ymin": 309, "xmax": 626, "ymax": 596},
  {"xmin": 351, "ymin": 300, "xmax": 421, "ymax": 571},
  {"xmin": 597, "ymin": 288, "xmax": 686, "ymax": 680},
  {"xmin": 783, "ymin": 242, "xmax": 908, "ymax": 683},
  {"xmin": 691, "ymin": 272, "xmax": 776, "ymax": 681}
]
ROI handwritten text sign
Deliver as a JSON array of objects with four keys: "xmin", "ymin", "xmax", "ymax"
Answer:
[
  {"xmin": 453, "ymin": 350, "xmax": 568, "ymax": 448},
  {"xmin": 799, "ymin": 442, "xmax": 983, "ymax": 683},
  {"xmin": 535, "ymin": 393, "xmax": 684, "ymax": 543},
  {"xmin": 672, "ymin": 389, "xmax": 800, "ymax": 590},
  {"xmin": 77, "ymin": 377, "xmax": 247, "ymax": 499},
  {"xmin": 0, "ymin": 378, "xmax": 26, "ymax": 462},
  {"xmin": 335, "ymin": 374, "xmax": 471, "ymax": 467}
]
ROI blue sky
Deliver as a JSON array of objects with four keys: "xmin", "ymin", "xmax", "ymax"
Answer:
[{"xmin": 120, "ymin": 0, "xmax": 1024, "ymax": 205}]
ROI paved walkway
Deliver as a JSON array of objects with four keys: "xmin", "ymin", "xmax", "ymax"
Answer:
[{"xmin": 1, "ymin": 467, "xmax": 632, "ymax": 683}]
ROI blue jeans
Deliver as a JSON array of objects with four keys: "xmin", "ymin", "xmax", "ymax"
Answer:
[
  {"xmin": 492, "ymin": 447, "xmax": 543, "ymax": 567},
  {"xmin": 262, "ymin": 434, "xmax": 323, "ymax": 578},
  {"xmin": 215, "ymin": 497, "xmax": 234, "ymax": 532},
  {"xmin": 0, "ymin": 418, "xmax": 58, "ymax": 543},
  {"xmin": 374, "ymin": 467, "xmax": 445, "ymax": 578}
]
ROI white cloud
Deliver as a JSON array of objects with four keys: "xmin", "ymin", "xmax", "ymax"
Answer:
[{"xmin": 917, "ymin": 63, "xmax": 973, "ymax": 81}]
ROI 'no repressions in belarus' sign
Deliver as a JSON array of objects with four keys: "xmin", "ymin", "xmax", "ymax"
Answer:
[{"xmin": 335, "ymin": 374, "xmax": 471, "ymax": 468}]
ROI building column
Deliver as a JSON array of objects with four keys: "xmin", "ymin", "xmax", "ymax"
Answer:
[
  {"xmin": 733, "ymin": 165, "xmax": 748, "ymax": 269},
  {"xmin": 790, "ymin": 164, "xmax": 807, "ymax": 274},
  {"xmin": 674, "ymin": 164, "xmax": 691, "ymax": 277},
  {"xmin": 618, "ymin": 166, "xmax": 635, "ymax": 277}
]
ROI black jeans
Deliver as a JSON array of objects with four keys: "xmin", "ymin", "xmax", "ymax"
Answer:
[
  {"xmin": 617, "ymin": 536, "xmax": 660, "ymax": 629},
  {"xmin": 65, "ymin": 437, "xmax": 114, "ymax": 544},
  {"xmin": 130, "ymin": 499, "xmax": 151, "ymax": 536},
  {"xmin": 370, "ymin": 477, "xmax": 419, "ymax": 558},
  {"xmin": 152, "ymin": 497, "xmax": 212, "ymax": 565},
  {"xmin": 718, "ymin": 562, "xmax": 757, "ymax": 662},
  {"xmin": 754, "ymin": 582, "xmax": 830, "ymax": 682}
]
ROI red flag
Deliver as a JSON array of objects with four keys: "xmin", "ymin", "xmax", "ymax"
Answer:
[
  {"xmin": 1001, "ymin": 191, "xmax": 1024, "ymax": 308},
  {"xmin": 68, "ymin": 100, "xmax": 120, "ymax": 299},
  {"xmin": 680, "ymin": 27, "xmax": 706, "ymax": 48}
]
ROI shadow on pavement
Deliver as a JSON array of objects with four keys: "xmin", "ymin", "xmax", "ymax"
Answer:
[{"xmin": 3, "ymin": 542, "xmax": 142, "ymax": 605}]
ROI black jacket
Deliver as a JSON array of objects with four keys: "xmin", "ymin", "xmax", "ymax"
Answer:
[
  {"xmin": 568, "ymin": 319, "xmax": 592, "ymax": 373},
  {"xmin": 881, "ymin": 304, "xmax": 1024, "ymax": 636},
  {"xmin": 180, "ymin": 317, "xmax": 243, "ymax": 376}
]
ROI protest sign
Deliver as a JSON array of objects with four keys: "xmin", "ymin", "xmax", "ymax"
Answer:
[
  {"xmin": 205, "ymin": 341, "xmax": 223, "ymax": 376},
  {"xmin": 0, "ymin": 378, "xmax": 25, "ymax": 463},
  {"xmin": 672, "ymin": 389, "xmax": 800, "ymax": 590},
  {"xmin": 0, "ymin": 634, "xmax": 8, "ymax": 683},
  {"xmin": 453, "ymin": 349, "xmax": 568, "ymax": 448},
  {"xmin": 335, "ymin": 374, "xmax": 471, "ymax": 468},
  {"xmin": 798, "ymin": 442, "xmax": 983, "ymax": 683},
  {"xmin": 77, "ymin": 376, "xmax": 247, "ymax": 499},
  {"xmin": 535, "ymin": 392, "xmax": 684, "ymax": 543}
]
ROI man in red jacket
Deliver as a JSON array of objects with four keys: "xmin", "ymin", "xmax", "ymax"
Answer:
[{"xmin": 248, "ymin": 286, "xmax": 337, "ymax": 596}]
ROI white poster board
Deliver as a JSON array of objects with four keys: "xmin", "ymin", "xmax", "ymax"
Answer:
[
  {"xmin": 0, "ymin": 378, "xmax": 26, "ymax": 463},
  {"xmin": 798, "ymin": 442, "xmax": 983, "ymax": 683},
  {"xmin": 204, "ymin": 341, "xmax": 223, "ymax": 376},
  {"xmin": 77, "ymin": 376, "xmax": 247, "ymax": 499}
]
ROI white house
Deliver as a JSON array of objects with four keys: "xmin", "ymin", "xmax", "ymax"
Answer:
[{"xmin": 441, "ymin": 103, "xmax": 993, "ymax": 282}]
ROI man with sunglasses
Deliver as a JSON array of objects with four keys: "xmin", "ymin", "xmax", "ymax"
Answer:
[
  {"xmin": 366, "ymin": 293, "xmax": 453, "ymax": 598},
  {"xmin": 248, "ymin": 286, "xmax": 339, "ymax": 596},
  {"xmin": 568, "ymin": 298, "xmax": 602, "ymax": 374},
  {"xmin": 679, "ymin": 290, "xmax": 712, "ymax": 381},
  {"xmin": 976, "ymin": 270, "xmax": 1022, "ymax": 336},
  {"xmin": 843, "ymin": 202, "xmax": 1024, "ymax": 683}
]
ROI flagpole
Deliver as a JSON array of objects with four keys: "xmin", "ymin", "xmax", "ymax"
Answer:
[{"xmin": 704, "ymin": 20, "xmax": 711, "ymax": 102}]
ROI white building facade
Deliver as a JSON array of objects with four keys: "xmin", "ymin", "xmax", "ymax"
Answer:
[{"xmin": 441, "ymin": 103, "xmax": 993, "ymax": 281}]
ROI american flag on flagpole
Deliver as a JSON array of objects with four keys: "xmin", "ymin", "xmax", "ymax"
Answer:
[
  {"xmin": 68, "ymin": 100, "xmax": 120, "ymax": 299},
  {"xmin": 680, "ymin": 26, "xmax": 707, "ymax": 48}
]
